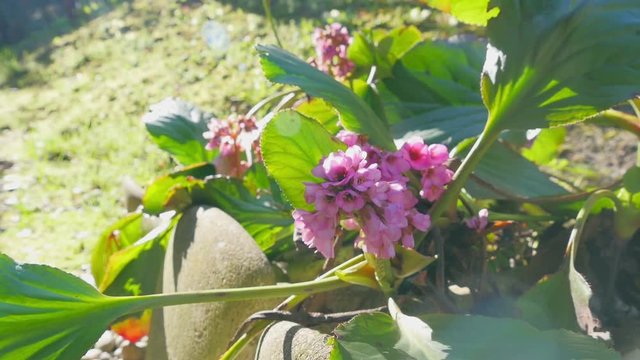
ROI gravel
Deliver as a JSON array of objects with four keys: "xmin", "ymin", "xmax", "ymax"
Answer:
[{"xmin": 82, "ymin": 331, "xmax": 146, "ymax": 360}]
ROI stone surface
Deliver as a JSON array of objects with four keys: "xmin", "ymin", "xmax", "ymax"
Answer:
[
  {"xmin": 255, "ymin": 321, "xmax": 332, "ymax": 360},
  {"xmin": 148, "ymin": 206, "xmax": 277, "ymax": 360},
  {"xmin": 122, "ymin": 344, "xmax": 144, "ymax": 360}
]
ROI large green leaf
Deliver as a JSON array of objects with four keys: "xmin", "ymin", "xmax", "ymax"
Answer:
[
  {"xmin": 331, "ymin": 298, "xmax": 447, "ymax": 359},
  {"xmin": 423, "ymin": 314, "xmax": 619, "ymax": 359},
  {"xmin": 0, "ymin": 253, "xmax": 355, "ymax": 359},
  {"xmin": 482, "ymin": 0, "xmax": 640, "ymax": 131},
  {"xmin": 383, "ymin": 41, "xmax": 488, "ymax": 147},
  {"xmin": 257, "ymin": 45, "xmax": 395, "ymax": 149},
  {"xmin": 422, "ymin": 0, "xmax": 501, "ymax": 26},
  {"xmin": 347, "ymin": 26, "xmax": 423, "ymax": 79},
  {"xmin": 0, "ymin": 254, "xmax": 138, "ymax": 359},
  {"xmin": 261, "ymin": 110, "xmax": 346, "ymax": 210},
  {"xmin": 392, "ymin": 105, "xmax": 486, "ymax": 146},
  {"xmin": 142, "ymin": 98, "xmax": 216, "ymax": 165},
  {"xmin": 464, "ymin": 141, "xmax": 568, "ymax": 199}
]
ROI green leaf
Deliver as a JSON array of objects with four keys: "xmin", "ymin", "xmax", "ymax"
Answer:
[
  {"xmin": 392, "ymin": 105, "xmax": 486, "ymax": 146},
  {"xmin": 386, "ymin": 41, "xmax": 484, "ymax": 110},
  {"xmin": 422, "ymin": 314, "xmax": 619, "ymax": 359},
  {"xmin": 383, "ymin": 41, "xmax": 488, "ymax": 147},
  {"xmin": 522, "ymin": 128, "xmax": 566, "ymax": 165},
  {"xmin": 423, "ymin": 0, "xmax": 500, "ymax": 26},
  {"xmin": 191, "ymin": 177, "xmax": 294, "ymax": 256},
  {"xmin": 464, "ymin": 141, "xmax": 568, "ymax": 200},
  {"xmin": 388, "ymin": 299, "xmax": 448, "ymax": 359},
  {"xmin": 261, "ymin": 110, "xmax": 346, "ymax": 210},
  {"xmin": 516, "ymin": 268, "xmax": 579, "ymax": 332},
  {"xmin": 483, "ymin": 0, "xmax": 640, "ymax": 131},
  {"xmin": 623, "ymin": 166, "xmax": 640, "ymax": 194},
  {"xmin": 98, "ymin": 216, "xmax": 178, "ymax": 295},
  {"xmin": 257, "ymin": 45, "xmax": 395, "ymax": 149},
  {"xmin": 142, "ymin": 98, "xmax": 216, "ymax": 165},
  {"xmin": 142, "ymin": 163, "xmax": 216, "ymax": 215},
  {"xmin": 91, "ymin": 212, "xmax": 146, "ymax": 288},
  {"xmin": 347, "ymin": 27, "xmax": 422, "ymax": 78},
  {"xmin": 331, "ymin": 299, "xmax": 447, "ymax": 359},
  {"xmin": 0, "ymin": 254, "xmax": 137, "ymax": 359},
  {"xmin": 295, "ymin": 98, "xmax": 341, "ymax": 135}
]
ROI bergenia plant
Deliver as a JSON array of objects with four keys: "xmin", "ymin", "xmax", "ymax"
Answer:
[{"xmin": 2, "ymin": 1, "xmax": 640, "ymax": 359}]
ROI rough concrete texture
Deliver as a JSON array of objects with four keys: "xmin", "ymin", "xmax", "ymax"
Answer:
[
  {"xmin": 255, "ymin": 321, "xmax": 332, "ymax": 360},
  {"xmin": 147, "ymin": 206, "xmax": 277, "ymax": 360}
]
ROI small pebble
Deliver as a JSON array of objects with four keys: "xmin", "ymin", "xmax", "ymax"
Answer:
[
  {"xmin": 82, "ymin": 348, "xmax": 102, "ymax": 360},
  {"xmin": 95, "ymin": 331, "xmax": 116, "ymax": 352},
  {"xmin": 114, "ymin": 334, "xmax": 125, "ymax": 347},
  {"xmin": 113, "ymin": 347, "xmax": 123, "ymax": 357}
]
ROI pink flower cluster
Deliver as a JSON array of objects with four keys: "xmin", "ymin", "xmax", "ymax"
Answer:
[
  {"xmin": 312, "ymin": 23, "xmax": 355, "ymax": 79},
  {"xmin": 203, "ymin": 114, "xmax": 259, "ymax": 177},
  {"xmin": 293, "ymin": 132, "xmax": 453, "ymax": 259}
]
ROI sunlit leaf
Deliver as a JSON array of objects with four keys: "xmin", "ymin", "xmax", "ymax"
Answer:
[
  {"xmin": 330, "ymin": 299, "xmax": 447, "ymax": 359},
  {"xmin": 257, "ymin": 45, "xmax": 394, "ymax": 149},
  {"xmin": 261, "ymin": 110, "xmax": 346, "ymax": 210},
  {"xmin": 98, "ymin": 216, "xmax": 178, "ymax": 294},
  {"xmin": 0, "ymin": 254, "xmax": 139, "ymax": 359},
  {"xmin": 421, "ymin": 0, "xmax": 500, "ymax": 26},
  {"xmin": 295, "ymin": 98, "xmax": 341, "ymax": 135},
  {"xmin": 483, "ymin": 0, "xmax": 640, "ymax": 131},
  {"xmin": 522, "ymin": 128, "xmax": 566, "ymax": 165},
  {"xmin": 91, "ymin": 212, "xmax": 146, "ymax": 287},
  {"xmin": 142, "ymin": 163, "xmax": 216, "ymax": 215},
  {"xmin": 348, "ymin": 26, "xmax": 422, "ymax": 78},
  {"xmin": 142, "ymin": 98, "xmax": 216, "ymax": 165}
]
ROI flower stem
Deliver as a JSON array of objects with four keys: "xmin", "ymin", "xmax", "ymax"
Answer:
[
  {"xmin": 566, "ymin": 189, "xmax": 620, "ymax": 268},
  {"xmin": 428, "ymin": 127, "xmax": 501, "ymax": 221},
  {"xmin": 122, "ymin": 275, "xmax": 350, "ymax": 315},
  {"xmin": 219, "ymin": 255, "xmax": 366, "ymax": 360}
]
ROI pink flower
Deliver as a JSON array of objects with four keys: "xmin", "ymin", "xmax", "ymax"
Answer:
[
  {"xmin": 294, "ymin": 136, "xmax": 449, "ymax": 260},
  {"xmin": 312, "ymin": 23, "xmax": 355, "ymax": 79},
  {"xmin": 203, "ymin": 114, "xmax": 259, "ymax": 177},
  {"xmin": 380, "ymin": 152, "xmax": 410, "ymax": 179},
  {"xmin": 336, "ymin": 190, "xmax": 365, "ymax": 213},
  {"xmin": 401, "ymin": 230, "xmax": 415, "ymax": 248},
  {"xmin": 428, "ymin": 144, "xmax": 449, "ymax": 166},
  {"xmin": 336, "ymin": 130, "xmax": 362, "ymax": 146},
  {"xmin": 420, "ymin": 165, "xmax": 453, "ymax": 202},
  {"xmin": 293, "ymin": 210, "xmax": 337, "ymax": 258},
  {"xmin": 352, "ymin": 166, "xmax": 381, "ymax": 191},
  {"xmin": 409, "ymin": 210, "xmax": 431, "ymax": 232},
  {"xmin": 465, "ymin": 208, "xmax": 489, "ymax": 232},
  {"xmin": 401, "ymin": 137, "xmax": 432, "ymax": 170},
  {"xmin": 314, "ymin": 151, "xmax": 354, "ymax": 186}
]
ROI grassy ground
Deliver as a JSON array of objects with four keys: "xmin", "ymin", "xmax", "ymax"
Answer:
[{"xmin": 0, "ymin": 0, "xmax": 437, "ymax": 269}]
